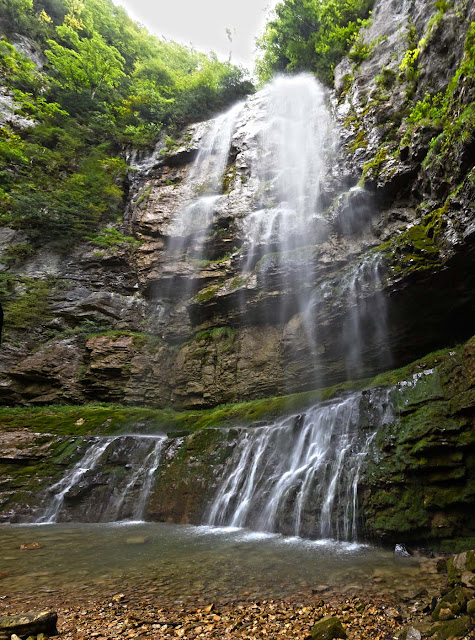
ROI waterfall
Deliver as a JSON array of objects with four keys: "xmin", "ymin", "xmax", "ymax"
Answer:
[
  {"xmin": 342, "ymin": 253, "xmax": 391, "ymax": 379},
  {"xmin": 168, "ymin": 101, "xmax": 243, "ymax": 251},
  {"xmin": 38, "ymin": 437, "xmax": 116, "ymax": 524},
  {"xmin": 241, "ymin": 74, "xmax": 331, "ymax": 267},
  {"xmin": 205, "ymin": 389, "xmax": 392, "ymax": 539},
  {"xmin": 38, "ymin": 435, "xmax": 166, "ymax": 524}
]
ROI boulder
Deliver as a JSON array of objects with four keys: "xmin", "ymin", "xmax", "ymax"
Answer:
[
  {"xmin": 447, "ymin": 551, "xmax": 475, "ymax": 587},
  {"xmin": 0, "ymin": 610, "xmax": 57, "ymax": 640},
  {"xmin": 308, "ymin": 615, "xmax": 347, "ymax": 640},
  {"xmin": 428, "ymin": 615, "xmax": 472, "ymax": 640}
]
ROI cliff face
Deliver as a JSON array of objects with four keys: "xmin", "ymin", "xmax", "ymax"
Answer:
[
  {"xmin": 1, "ymin": 0, "xmax": 475, "ymax": 548},
  {"xmin": 2, "ymin": 336, "xmax": 474, "ymax": 550},
  {"xmin": 1, "ymin": 0, "xmax": 474, "ymax": 410}
]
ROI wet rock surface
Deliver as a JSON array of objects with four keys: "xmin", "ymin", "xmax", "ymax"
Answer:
[
  {"xmin": 0, "ymin": 334, "xmax": 474, "ymax": 547},
  {"xmin": 0, "ymin": 0, "xmax": 474, "ymax": 410},
  {"xmin": 0, "ymin": 610, "xmax": 57, "ymax": 640}
]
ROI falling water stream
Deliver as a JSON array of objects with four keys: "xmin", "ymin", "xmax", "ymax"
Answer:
[
  {"xmin": 38, "ymin": 436, "xmax": 166, "ymax": 524},
  {"xmin": 32, "ymin": 75, "xmax": 390, "ymax": 546},
  {"xmin": 205, "ymin": 389, "xmax": 392, "ymax": 539}
]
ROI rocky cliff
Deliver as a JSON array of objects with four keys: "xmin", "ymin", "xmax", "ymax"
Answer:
[
  {"xmin": 1, "ymin": 0, "xmax": 474, "ymax": 409},
  {"xmin": 1, "ymin": 336, "xmax": 474, "ymax": 550},
  {"xmin": 0, "ymin": 0, "xmax": 474, "ymax": 548}
]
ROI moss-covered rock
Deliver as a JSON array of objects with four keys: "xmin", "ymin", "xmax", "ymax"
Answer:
[
  {"xmin": 428, "ymin": 615, "xmax": 472, "ymax": 640},
  {"xmin": 447, "ymin": 551, "xmax": 475, "ymax": 587},
  {"xmin": 431, "ymin": 587, "xmax": 472, "ymax": 621},
  {"xmin": 360, "ymin": 337, "xmax": 475, "ymax": 549},
  {"xmin": 308, "ymin": 616, "xmax": 347, "ymax": 640}
]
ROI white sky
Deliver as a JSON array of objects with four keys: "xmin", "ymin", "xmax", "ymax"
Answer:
[{"xmin": 112, "ymin": 0, "xmax": 279, "ymax": 72}]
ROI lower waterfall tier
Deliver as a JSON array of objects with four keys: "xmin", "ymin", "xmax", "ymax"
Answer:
[{"xmin": 0, "ymin": 335, "xmax": 474, "ymax": 550}]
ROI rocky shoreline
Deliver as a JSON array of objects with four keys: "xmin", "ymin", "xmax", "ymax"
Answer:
[{"xmin": 1, "ymin": 550, "xmax": 475, "ymax": 640}]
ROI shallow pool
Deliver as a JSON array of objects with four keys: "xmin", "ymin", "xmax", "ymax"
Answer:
[{"xmin": 0, "ymin": 523, "xmax": 442, "ymax": 604}]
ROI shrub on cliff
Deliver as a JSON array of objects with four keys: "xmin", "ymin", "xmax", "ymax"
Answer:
[
  {"xmin": 0, "ymin": 0, "xmax": 252, "ymax": 250},
  {"xmin": 255, "ymin": 0, "xmax": 373, "ymax": 85}
]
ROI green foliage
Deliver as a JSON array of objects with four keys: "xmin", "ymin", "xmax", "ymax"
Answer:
[
  {"xmin": 88, "ymin": 227, "xmax": 140, "ymax": 248},
  {"xmin": 3, "ymin": 277, "xmax": 54, "ymax": 331},
  {"xmin": 45, "ymin": 24, "xmax": 125, "ymax": 98},
  {"xmin": 0, "ymin": 0, "xmax": 252, "ymax": 249},
  {"xmin": 0, "ymin": 241, "xmax": 35, "ymax": 266},
  {"xmin": 401, "ymin": 21, "xmax": 475, "ymax": 187},
  {"xmin": 255, "ymin": 0, "xmax": 374, "ymax": 85},
  {"xmin": 408, "ymin": 92, "xmax": 444, "ymax": 124},
  {"xmin": 375, "ymin": 67, "xmax": 397, "ymax": 89}
]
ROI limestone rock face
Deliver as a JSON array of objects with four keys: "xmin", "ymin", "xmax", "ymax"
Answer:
[{"xmin": 0, "ymin": 0, "xmax": 474, "ymax": 409}]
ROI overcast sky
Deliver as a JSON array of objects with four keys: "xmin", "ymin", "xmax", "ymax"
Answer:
[{"xmin": 112, "ymin": 0, "xmax": 278, "ymax": 71}]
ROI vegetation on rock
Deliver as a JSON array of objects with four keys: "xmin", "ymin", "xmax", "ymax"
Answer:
[
  {"xmin": 0, "ymin": 0, "xmax": 252, "ymax": 249},
  {"xmin": 255, "ymin": 0, "xmax": 374, "ymax": 85}
]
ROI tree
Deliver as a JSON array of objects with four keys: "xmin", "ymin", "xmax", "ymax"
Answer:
[
  {"xmin": 255, "ymin": 0, "xmax": 373, "ymax": 85},
  {"xmin": 45, "ymin": 24, "xmax": 125, "ymax": 98}
]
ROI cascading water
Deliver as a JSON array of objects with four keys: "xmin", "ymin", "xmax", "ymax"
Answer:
[
  {"xmin": 342, "ymin": 253, "xmax": 391, "ymax": 379},
  {"xmin": 167, "ymin": 102, "xmax": 243, "ymax": 256},
  {"xmin": 241, "ymin": 75, "xmax": 331, "ymax": 266},
  {"xmin": 38, "ymin": 435, "xmax": 166, "ymax": 524},
  {"xmin": 34, "ymin": 76, "xmax": 392, "ymax": 541},
  {"xmin": 38, "ymin": 437, "xmax": 116, "ymax": 524},
  {"xmin": 205, "ymin": 389, "xmax": 392, "ymax": 539},
  {"xmin": 236, "ymin": 75, "xmax": 333, "ymax": 345},
  {"xmin": 152, "ymin": 101, "xmax": 243, "ymax": 333},
  {"xmin": 157, "ymin": 74, "xmax": 391, "ymax": 541}
]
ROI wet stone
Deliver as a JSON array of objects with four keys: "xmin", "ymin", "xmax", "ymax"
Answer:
[
  {"xmin": 308, "ymin": 615, "xmax": 347, "ymax": 640},
  {"xmin": 0, "ymin": 610, "xmax": 58, "ymax": 640}
]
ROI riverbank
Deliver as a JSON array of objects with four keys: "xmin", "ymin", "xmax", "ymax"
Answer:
[
  {"xmin": 0, "ymin": 587, "xmax": 440, "ymax": 640},
  {"xmin": 0, "ymin": 522, "xmax": 454, "ymax": 639}
]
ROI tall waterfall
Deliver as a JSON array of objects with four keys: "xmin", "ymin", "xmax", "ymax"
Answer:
[
  {"xmin": 167, "ymin": 101, "xmax": 243, "ymax": 252},
  {"xmin": 241, "ymin": 75, "xmax": 331, "ymax": 267},
  {"xmin": 205, "ymin": 389, "xmax": 392, "ymax": 539},
  {"xmin": 33, "ymin": 76, "xmax": 391, "ymax": 541}
]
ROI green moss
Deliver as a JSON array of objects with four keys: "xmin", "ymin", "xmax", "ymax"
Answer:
[
  {"xmin": 375, "ymin": 67, "xmax": 397, "ymax": 89},
  {"xmin": 375, "ymin": 215, "xmax": 442, "ymax": 277},
  {"xmin": 358, "ymin": 145, "xmax": 391, "ymax": 186},
  {"xmin": 193, "ymin": 326, "xmax": 236, "ymax": 353},
  {"xmin": 194, "ymin": 283, "xmax": 221, "ymax": 304},
  {"xmin": 222, "ymin": 164, "xmax": 236, "ymax": 194},
  {"xmin": 83, "ymin": 330, "xmax": 162, "ymax": 349},
  {"xmin": 337, "ymin": 72, "xmax": 354, "ymax": 102},
  {"xmin": 3, "ymin": 276, "xmax": 55, "ymax": 332},
  {"xmin": 373, "ymin": 491, "xmax": 431, "ymax": 533},
  {"xmin": 135, "ymin": 186, "xmax": 151, "ymax": 206},
  {"xmin": 429, "ymin": 616, "xmax": 471, "ymax": 640},
  {"xmin": 309, "ymin": 616, "xmax": 347, "ymax": 640},
  {"xmin": 349, "ymin": 129, "xmax": 368, "ymax": 152}
]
